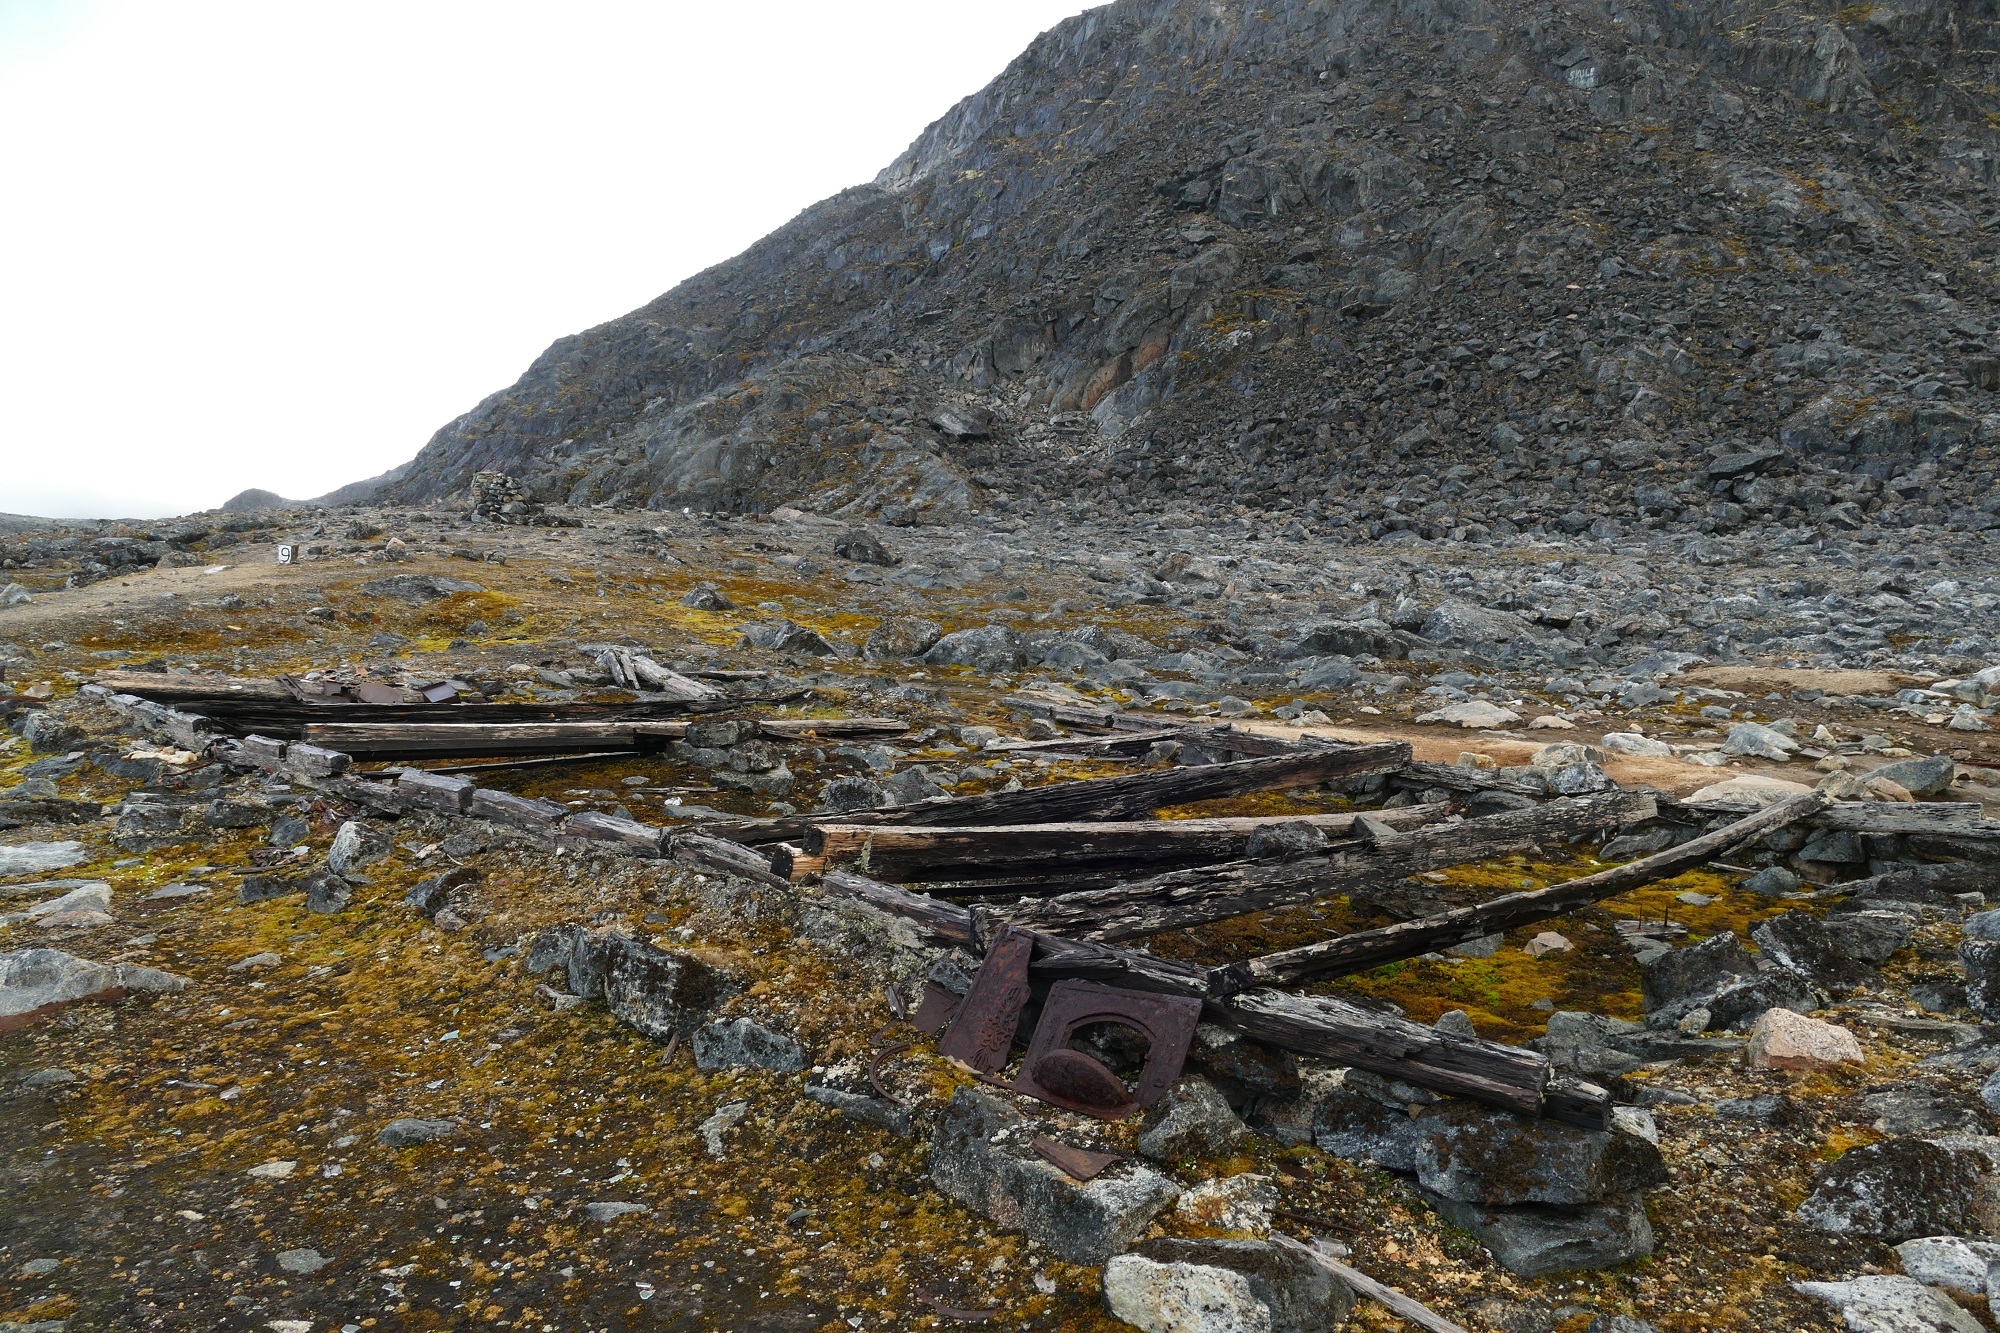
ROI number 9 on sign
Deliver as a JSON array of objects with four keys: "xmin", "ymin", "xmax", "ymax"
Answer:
[{"xmin": 276, "ymin": 544, "xmax": 294, "ymax": 565}]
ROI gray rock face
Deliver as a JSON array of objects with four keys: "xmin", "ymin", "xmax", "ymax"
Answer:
[
  {"xmin": 1414, "ymin": 1101, "xmax": 1668, "ymax": 1207},
  {"xmin": 1798, "ymin": 1139, "xmax": 1990, "ymax": 1241},
  {"xmin": 113, "ymin": 803, "xmax": 189, "ymax": 853},
  {"xmin": 1243, "ymin": 820, "xmax": 1330, "ymax": 860},
  {"xmin": 1425, "ymin": 1192, "xmax": 1655, "ymax": 1278},
  {"xmin": 377, "ymin": 1117, "xmax": 457, "ymax": 1148},
  {"xmin": 1720, "ymin": 722, "xmax": 1797, "ymax": 760},
  {"xmin": 805, "ymin": 1067, "xmax": 914, "ymax": 1137},
  {"xmin": 691, "ymin": 1017, "xmax": 805, "ymax": 1073},
  {"xmin": 326, "ymin": 820, "xmax": 392, "ymax": 877},
  {"xmin": 1102, "ymin": 1238, "xmax": 1353, "ymax": 1333},
  {"xmin": 304, "ymin": 871, "xmax": 353, "ymax": 915},
  {"xmin": 928, "ymin": 1088, "xmax": 1180, "ymax": 1265},
  {"xmin": 833, "ymin": 528, "xmax": 897, "ymax": 566},
  {"xmin": 1136, "ymin": 1077, "xmax": 1248, "ymax": 1163},
  {"xmin": 862, "ymin": 617, "xmax": 942, "ymax": 661},
  {"xmin": 679, "ymin": 582, "xmax": 735, "ymax": 610},
  {"xmin": 924, "ymin": 625, "xmax": 1027, "ymax": 672},
  {"xmin": 816, "ymin": 775, "xmax": 889, "ymax": 813}
]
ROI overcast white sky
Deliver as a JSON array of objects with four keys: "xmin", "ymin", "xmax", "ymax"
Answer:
[{"xmin": 0, "ymin": 0, "xmax": 1094, "ymax": 520}]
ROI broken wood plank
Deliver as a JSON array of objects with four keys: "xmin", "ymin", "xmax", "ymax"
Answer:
[
  {"xmin": 791, "ymin": 804, "xmax": 1454, "ymax": 883},
  {"xmin": 1000, "ymin": 791, "xmax": 1656, "ymax": 942},
  {"xmin": 1395, "ymin": 758, "xmax": 1548, "ymax": 797},
  {"xmin": 757, "ymin": 716, "xmax": 909, "ymax": 740},
  {"xmin": 711, "ymin": 742, "xmax": 1413, "ymax": 845},
  {"xmin": 1210, "ymin": 790, "xmax": 1832, "ymax": 995},
  {"xmin": 302, "ymin": 720, "xmax": 686, "ymax": 758}
]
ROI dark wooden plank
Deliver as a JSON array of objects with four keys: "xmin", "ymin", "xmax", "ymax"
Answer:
[
  {"xmin": 797, "ymin": 805, "xmax": 1454, "ymax": 882},
  {"xmin": 1000, "ymin": 791, "xmax": 1657, "ymax": 942},
  {"xmin": 1212, "ymin": 791, "xmax": 1832, "ymax": 995},
  {"xmin": 667, "ymin": 831, "xmax": 789, "ymax": 887},
  {"xmin": 710, "ymin": 742, "xmax": 1412, "ymax": 845},
  {"xmin": 91, "ymin": 670, "xmax": 294, "ymax": 703}
]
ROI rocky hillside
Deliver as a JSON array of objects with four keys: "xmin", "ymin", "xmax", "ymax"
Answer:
[{"xmin": 376, "ymin": 0, "xmax": 2000, "ymax": 540}]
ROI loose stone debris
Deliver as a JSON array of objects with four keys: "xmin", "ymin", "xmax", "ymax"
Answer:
[{"xmin": 3, "ymin": 486, "xmax": 2000, "ymax": 1329}]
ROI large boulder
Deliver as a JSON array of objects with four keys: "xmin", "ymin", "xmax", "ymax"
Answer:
[
  {"xmin": 928, "ymin": 1088, "xmax": 1180, "ymax": 1265},
  {"xmin": 1867, "ymin": 755, "xmax": 1958, "ymax": 798},
  {"xmin": 1750, "ymin": 912, "xmax": 1874, "ymax": 992},
  {"xmin": 1103, "ymin": 1238, "xmax": 1353, "ymax": 1333},
  {"xmin": 1798, "ymin": 1139, "xmax": 1991, "ymax": 1241},
  {"xmin": 524, "ymin": 927, "xmax": 735, "ymax": 1041},
  {"xmin": 740, "ymin": 620, "xmax": 838, "ymax": 656},
  {"xmin": 1419, "ymin": 600, "xmax": 1541, "ymax": 650},
  {"xmin": 1414, "ymin": 1100, "xmax": 1669, "ymax": 1207},
  {"xmin": 924, "ymin": 625, "xmax": 1027, "ymax": 672}
]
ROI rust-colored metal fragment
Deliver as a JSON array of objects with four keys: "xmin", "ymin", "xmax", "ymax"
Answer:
[
  {"xmin": 1010, "ymin": 979, "xmax": 1202, "ymax": 1120},
  {"xmin": 911, "ymin": 980, "xmax": 960, "ymax": 1035},
  {"xmin": 937, "ymin": 926, "xmax": 1033, "ymax": 1074},
  {"xmin": 1031, "ymin": 1135, "xmax": 1125, "ymax": 1182},
  {"xmin": 924, "ymin": 1295, "xmax": 1001, "ymax": 1322}
]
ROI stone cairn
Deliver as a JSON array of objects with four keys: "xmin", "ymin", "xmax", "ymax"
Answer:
[{"xmin": 469, "ymin": 471, "xmax": 538, "ymax": 524}]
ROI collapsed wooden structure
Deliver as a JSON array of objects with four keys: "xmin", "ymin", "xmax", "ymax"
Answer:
[{"xmin": 87, "ymin": 671, "xmax": 2000, "ymax": 1133}]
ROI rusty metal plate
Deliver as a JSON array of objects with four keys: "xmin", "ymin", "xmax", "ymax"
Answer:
[
  {"xmin": 911, "ymin": 980, "xmax": 962, "ymax": 1036},
  {"xmin": 936, "ymin": 926, "xmax": 1034, "ymax": 1074},
  {"xmin": 1031, "ymin": 1135, "xmax": 1125, "ymax": 1182},
  {"xmin": 1011, "ymin": 979, "xmax": 1202, "ymax": 1120}
]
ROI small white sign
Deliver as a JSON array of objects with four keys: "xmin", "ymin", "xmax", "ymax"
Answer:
[{"xmin": 276, "ymin": 544, "xmax": 294, "ymax": 565}]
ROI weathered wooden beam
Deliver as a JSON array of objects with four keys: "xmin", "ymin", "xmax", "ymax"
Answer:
[
  {"xmin": 1211, "ymin": 790, "xmax": 1832, "ymax": 995},
  {"xmin": 295, "ymin": 715, "xmax": 907, "ymax": 759},
  {"xmin": 90, "ymin": 670, "xmax": 294, "ymax": 703},
  {"xmin": 668, "ymin": 831, "xmax": 790, "ymax": 888},
  {"xmin": 791, "ymin": 805, "xmax": 1454, "ymax": 883},
  {"xmin": 1000, "ymin": 791, "xmax": 1656, "ymax": 942},
  {"xmin": 711, "ymin": 742, "xmax": 1412, "ymax": 845}
]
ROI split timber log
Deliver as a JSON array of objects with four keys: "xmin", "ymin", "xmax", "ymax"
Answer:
[
  {"xmin": 1211, "ymin": 790, "xmax": 1833, "ymax": 996},
  {"xmin": 813, "ymin": 870, "xmax": 1601, "ymax": 1125},
  {"xmin": 782, "ymin": 804, "xmax": 1454, "ymax": 884},
  {"xmin": 668, "ymin": 831, "xmax": 790, "ymax": 888},
  {"xmin": 1668, "ymin": 797, "xmax": 2000, "ymax": 845},
  {"xmin": 163, "ymin": 698, "xmax": 733, "ymax": 738},
  {"xmin": 711, "ymin": 742, "xmax": 1412, "ymax": 846},
  {"xmin": 297, "ymin": 715, "xmax": 906, "ymax": 759},
  {"xmin": 999, "ymin": 791, "xmax": 1657, "ymax": 942},
  {"xmin": 1395, "ymin": 758, "xmax": 1548, "ymax": 797}
]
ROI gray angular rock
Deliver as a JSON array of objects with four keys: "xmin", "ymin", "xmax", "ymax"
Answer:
[
  {"xmin": 1414, "ymin": 1100, "xmax": 1668, "ymax": 1207},
  {"xmin": 377, "ymin": 1117, "xmax": 457, "ymax": 1147},
  {"xmin": 326, "ymin": 820, "xmax": 391, "ymax": 877},
  {"xmin": 928, "ymin": 1087, "xmax": 1179, "ymax": 1265},
  {"xmin": 1639, "ymin": 931, "xmax": 1818, "ymax": 1029},
  {"xmin": 1, "ymin": 947, "xmax": 188, "ymax": 1026},
  {"xmin": 360, "ymin": 573, "xmax": 484, "ymax": 601},
  {"xmin": 276, "ymin": 1247, "xmax": 330, "ymax": 1275},
  {"xmin": 1798, "ymin": 1139, "xmax": 1989, "ymax": 1241},
  {"xmin": 680, "ymin": 583, "xmax": 735, "ymax": 611},
  {"xmin": 1823, "ymin": 910, "xmax": 1915, "ymax": 965},
  {"xmin": 1740, "ymin": 866, "xmax": 1802, "ymax": 897},
  {"xmin": 816, "ymin": 775, "xmax": 888, "ymax": 813},
  {"xmin": 805, "ymin": 1066, "xmax": 914, "ymax": 1137},
  {"xmin": 833, "ymin": 529, "xmax": 897, "ymax": 566},
  {"xmin": 1867, "ymin": 755, "xmax": 1958, "ymax": 798},
  {"xmin": 1721, "ymin": 722, "xmax": 1798, "ymax": 760},
  {"xmin": 862, "ymin": 616, "xmax": 942, "ymax": 662},
  {"xmin": 1136, "ymin": 1077, "xmax": 1248, "ymax": 1163},
  {"xmin": 112, "ymin": 803, "xmax": 189, "ymax": 853},
  {"xmin": 1103, "ymin": 1238, "xmax": 1353, "ymax": 1333},
  {"xmin": 740, "ymin": 619, "xmax": 837, "ymax": 656},
  {"xmin": 691, "ymin": 1016, "xmax": 805, "ymax": 1073},
  {"xmin": 1243, "ymin": 820, "xmax": 1330, "ymax": 860},
  {"xmin": 1794, "ymin": 1275, "xmax": 1984, "ymax": 1333},
  {"xmin": 1894, "ymin": 1236, "xmax": 2000, "ymax": 1295},
  {"xmin": 1963, "ymin": 939, "xmax": 2000, "ymax": 1021},
  {"xmin": 1751, "ymin": 911, "xmax": 1874, "ymax": 992},
  {"xmin": 924, "ymin": 624, "xmax": 1027, "ymax": 672},
  {"xmin": 584, "ymin": 1201, "xmax": 649, "ymax": 1222},
  {"xmin": 1425, "ymin": 1191, "xmax": 1655, "ymax": 1277},
  {"xmin": 0, "ymin": 841, "xmax": 87, "ymax": 878},
  {"xmin": 304, "ymin": 870, "xmax": 353, "ymax": 915},
  {"xmin": 599, "ymin": 936, "xmax": 732, "ymax": 1041}
]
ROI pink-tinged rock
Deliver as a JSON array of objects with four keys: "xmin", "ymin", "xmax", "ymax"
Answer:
[{"xmin": 1748, "ymin": 1008, "xmax": 1864, "ymax": 1071}]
